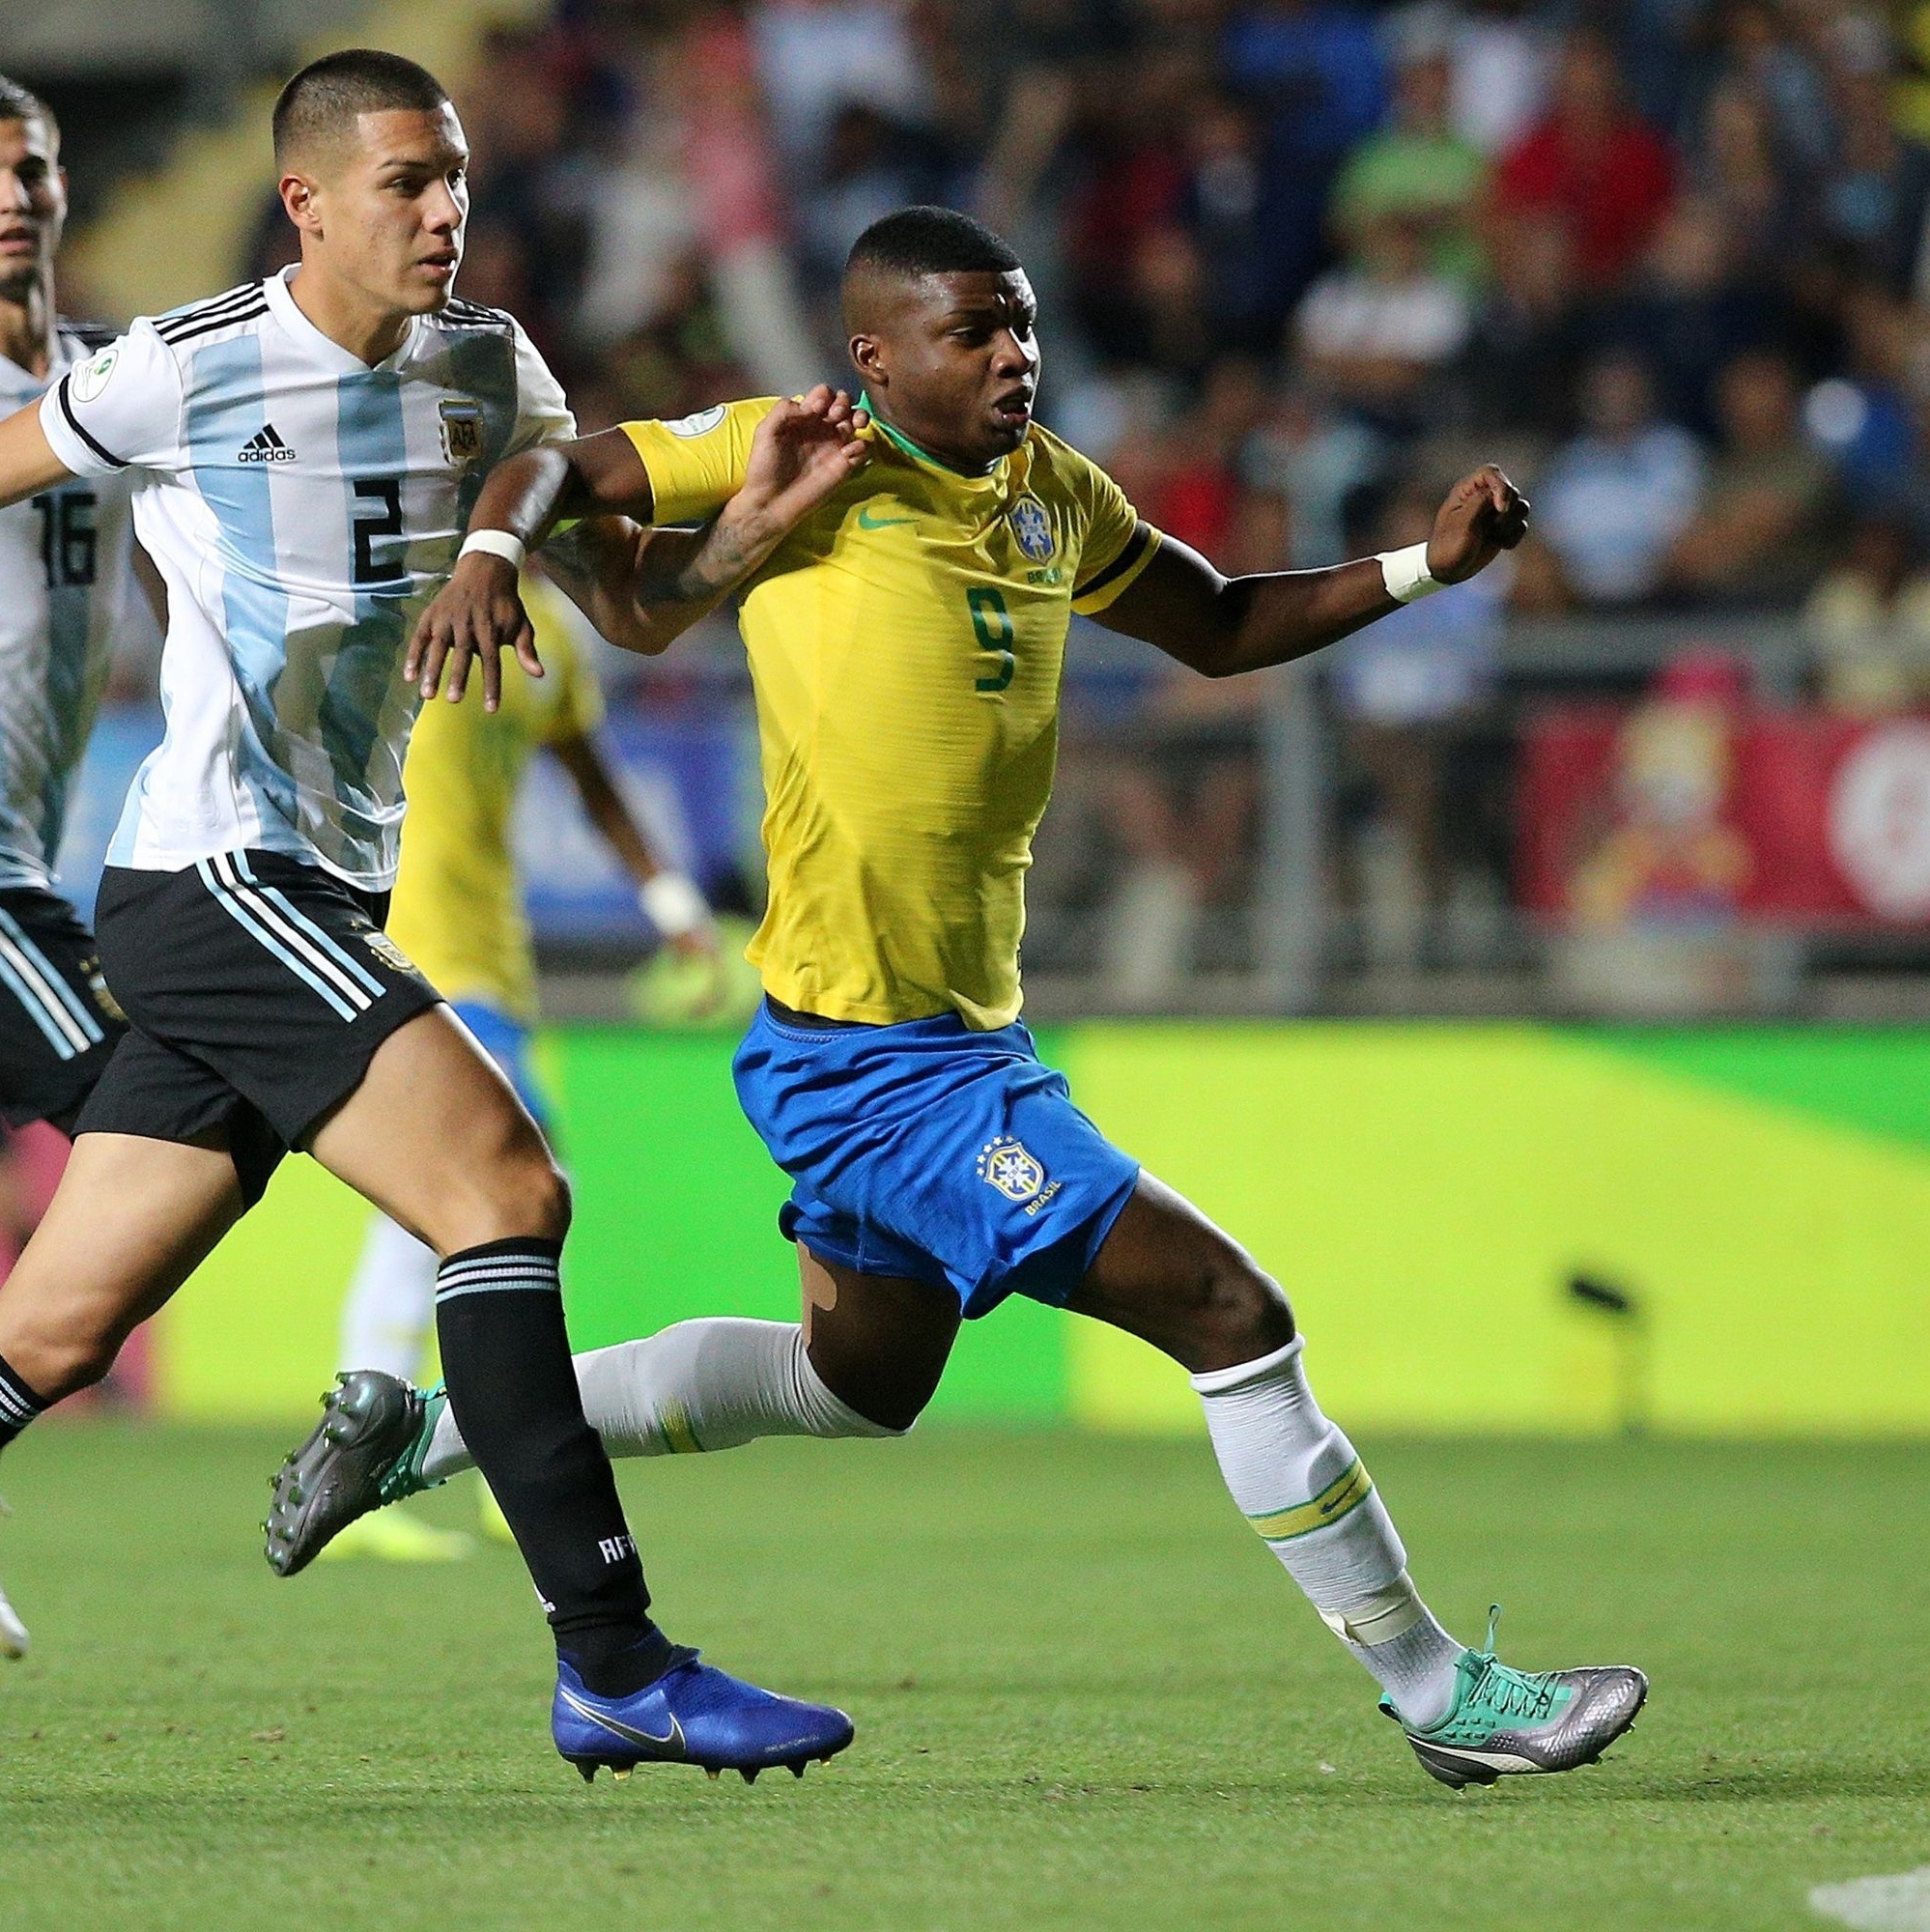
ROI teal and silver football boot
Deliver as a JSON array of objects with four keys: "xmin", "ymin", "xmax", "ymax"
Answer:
[
  {"xmin": 263, "ymin": 1370, "xmax": 442, "ymax": 1577},
  {"xmin": 1384, "ymin": 1607, "xmax": 1647, "ymax": 1789}
]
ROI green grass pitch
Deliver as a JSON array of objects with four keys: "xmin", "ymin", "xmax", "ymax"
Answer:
[{"xmin": 0, "ymin": 1421, "xmax": 1920, "ymax": 1931}]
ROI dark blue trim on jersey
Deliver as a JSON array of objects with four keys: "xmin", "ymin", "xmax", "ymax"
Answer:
[
  {"xmin": 1072, "ymin": 524, "xmax": 1149, "ymax": 602},
  {"xmin": 55, "ymin": 375, "xmax": 128, "ymax": 469},
  {"xmin": 439, "ymin": 298, "xmax": 514, "ymax": 330},
  {"xmin": 154, "ymin": 282, "xmax": 267, "ymax": 342},
  {"xmin": 158, "ymin": 300, "xmax": 268, "ymax": 349}
]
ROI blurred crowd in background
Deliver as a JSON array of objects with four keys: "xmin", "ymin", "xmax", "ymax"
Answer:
[
  {"xmin": 104, "ymin": 0, "xmax": 1930, "ymax": 999},
  {"xmin": 266, "ymin": 0, "xmax": 1930, "ymax": 626}
]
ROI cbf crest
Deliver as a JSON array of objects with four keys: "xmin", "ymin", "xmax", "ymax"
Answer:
[
  {"xmin": 977, "ymin": 1134, "xmax": 1045, "ymax": 1203},
  {"xmin": 440, "ymin": 397, "xmax": 485, "ymax": 469},
  {"xmin": 1009, "ymin": 496, "xmax": 1054, "ymax": 562}
]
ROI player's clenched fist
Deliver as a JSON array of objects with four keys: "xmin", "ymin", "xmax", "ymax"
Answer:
[
  {"xmin": 407, "ymin": 545, "xmax": 542, "ymax": 711},
  {"xmin": 1425, "ymin": 465, "xmax": 1530, "ymax": 585}
]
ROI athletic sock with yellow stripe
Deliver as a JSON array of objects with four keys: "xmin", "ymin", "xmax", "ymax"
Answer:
[{"xmin": 1191, "ymin": 1336, "xmax": 1462, "ymax": 1727}]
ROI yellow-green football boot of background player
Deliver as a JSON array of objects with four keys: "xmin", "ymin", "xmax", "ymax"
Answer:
[
  {"xmin": 478, "ymin": 1479, "xmax": 516, "ymax": 1545},
  {"xmin": 318, "ymin": 1509, "xmax": 473, "ymax": 1563},
  {"xmin": 1383, "ymin": 1607, "xmax": 1647, "ymax": 1788}
]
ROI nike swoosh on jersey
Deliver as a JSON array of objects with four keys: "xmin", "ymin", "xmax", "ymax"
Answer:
[
  {"xmin": 856, "ymin": 507, "xmax": 916, "ymax": 529},
  {"xmin": 557, "ymin": 1684, "xmax": 687, "ymax": 1755}
]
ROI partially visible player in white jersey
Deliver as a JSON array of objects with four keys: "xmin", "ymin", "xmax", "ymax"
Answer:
[
  {"xmin": 0, "ymin": 78, "xmax": 147, "ymax": 1135},
  {"xmin": 0, "ymin": 49, "xmax": 861, "ymax": 1780},
  {"xmin": 0, "ymin": 74, "xmax": 165, "ymax": 1662}
]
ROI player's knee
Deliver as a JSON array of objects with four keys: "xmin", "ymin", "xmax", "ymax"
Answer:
[
  {"xmin": 432, "ymin": 1141, "xmax": 571, "ymax": 1253},
  {"xmin": 493, "ymin": 1150, "xmax": 570, "ymax": 1246},
  {"xmin": 12, "ymin": 1317, "xmax": 120, "ymax": 1403},
  {"xmin": 823, "ymin": 1359, "xmax": 937, "ymax": 1434},
  {"xmin": 1171, "ymin": 1246, "xmax": 1294, "ymax": 1373},
  {"xmin": 806, "ymin": 1337, "xmax": 941, "ymax": 1435},
  {"xmin": 521, "ymin": 1157, "xmax": 572, "ymax": 1245}
]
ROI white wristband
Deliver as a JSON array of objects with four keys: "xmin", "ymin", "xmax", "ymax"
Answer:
[
  {"xmin": 458, "ymin": 528, "xmax": 527, "ymax": 572},
  {"xmin": 640, "ymin": 871, "xmax": 709, "ymax": 939},
  {"xmin": 1377, "ymin": 543, "xmax": 1442, "ymax": 605}
]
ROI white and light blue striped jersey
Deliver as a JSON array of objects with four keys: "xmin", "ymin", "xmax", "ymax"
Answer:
[
  {"xmin": 0, "ymin": 323, "xmax": 145, "ymax": 892},
  {"xmin": 39, "ymin": 267, "xmax": 574, "ymax": 891}
]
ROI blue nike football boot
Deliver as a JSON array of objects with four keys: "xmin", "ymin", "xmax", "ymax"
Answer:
[{"xmin": 553, "ymin": 1645, "xmax": 856, "ymax": 1784}]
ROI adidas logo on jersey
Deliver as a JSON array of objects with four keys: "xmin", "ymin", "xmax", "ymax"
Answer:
[{"xmin": 237, "ymin": 424, "xmax": 296, "ymax": 464}]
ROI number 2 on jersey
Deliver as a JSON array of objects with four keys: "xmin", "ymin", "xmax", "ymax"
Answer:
[
  {"xmin": 352, "ymin": 477, "xmax": 408, "ymax": 587},
  {"xmin": 968, "ymin": 586, "xmax": 1014, "ymax": 694}
]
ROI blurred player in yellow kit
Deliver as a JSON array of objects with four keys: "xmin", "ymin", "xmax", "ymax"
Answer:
[{"xmin": 328, "ymin": 568, "xmax": 719, "ymax": 1560}]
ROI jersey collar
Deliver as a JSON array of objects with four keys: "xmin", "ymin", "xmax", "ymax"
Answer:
[
  {"xmin": 858, "ymin": 392, "xmax": 1003, "ymax": 479},
  {"xmin": 265, "ymin": 267, "xmax": 421, "ymax": 375}
]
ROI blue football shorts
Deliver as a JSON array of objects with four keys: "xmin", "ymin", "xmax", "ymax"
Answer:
[{"xmin": 732, "ymin": 999, "xmax": 1141, "ymax": 1318}]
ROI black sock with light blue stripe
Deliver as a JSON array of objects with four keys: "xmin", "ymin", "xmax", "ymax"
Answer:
[
  {"xmin": 434, "ymin": 1238, "xmax": 663, "ymax": 1697},
  {"xmin": 0, "ymin": 1352, "xmax": 50, "ymax": 1449}
]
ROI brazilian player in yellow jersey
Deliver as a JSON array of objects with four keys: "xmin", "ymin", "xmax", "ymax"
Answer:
[
  {"xmin": 314, "ymin": 207, "xmax": 1647, "ymax": 1790},
  {"xmin": 613, "ymin": 385, "xmax": 1150, "ymax": 1029},
  {"xmin": 328, "ymin": 573, "xmax": 719, "ymax": 1561}
]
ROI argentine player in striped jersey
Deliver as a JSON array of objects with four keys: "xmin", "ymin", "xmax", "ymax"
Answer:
[
  {"xmin": 0, "ymin": 74, "xmax": 165, "ymax": 1663},
  {"xmin": 0, "ymin": 79, "xmax": 147, "ymax": 1143},
  {"xmin": 0, "ymin": 48, "xmax": 854, "ymax": 1781}
]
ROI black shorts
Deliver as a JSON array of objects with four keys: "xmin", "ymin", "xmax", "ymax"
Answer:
[
  {"xmin": 0, "ymin": 884, "xmax": 126, "ymax": 1135},
  {"xmin": 76, "ymin": 851, "xmax": 440, "ymax": 1205}
]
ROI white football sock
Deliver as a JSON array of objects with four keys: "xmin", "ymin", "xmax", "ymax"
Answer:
[
  {"xmin": 419, "ymin": 1318, "xmax": 903, "ymax": 1482},
  {"xmin": 1192, "ymin": 1336, "xmax": 1464, "ymax": 1728},
  {"xmin": 339, "ymin": 1213, "xmax": 439, "ymax": 1381}
]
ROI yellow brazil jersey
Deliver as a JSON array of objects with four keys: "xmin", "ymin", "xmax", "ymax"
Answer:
[
  {"xmin": 621, "ymin": 397, "xmax": 1159, "ymax": 1029},
  {"xmin": 387, "ymin": 573, "xmax": 605, "ymax": 1021}
]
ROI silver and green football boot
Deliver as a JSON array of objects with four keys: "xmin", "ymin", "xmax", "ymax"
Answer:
[
  {"xmin": 263, "ymin": 1370, "xmax": 442, "ymax": 1577},
  {"xmin": 1384, "ymin": 1607, "xmax": 1647, "ymax": 1789}
]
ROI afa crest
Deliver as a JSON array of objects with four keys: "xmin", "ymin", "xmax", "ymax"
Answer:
[
  {"xmin": 1009, "ymin": 497, "xmax": 1054, "ymax": 562},
  {"xmin": 361, "ymin": 930, "xmax": 416, "ymax": 975},
  {"xmin": 977, "ymin": 1135, "xmax": 1045, "ymax": 1203},
  {"xmin": 440, "ymin": 397, "xmax": 484, "ymax": 469}
]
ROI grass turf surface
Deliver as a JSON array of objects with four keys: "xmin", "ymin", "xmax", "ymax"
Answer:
[{"xmin": 0, "ymin": 1424, "xmax": 1918, "ymax": 1931}]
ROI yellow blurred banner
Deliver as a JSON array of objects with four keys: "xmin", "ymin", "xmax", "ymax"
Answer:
[
  {"xmin": 153, "ymin": 1023, "xmax": 1930, "ymax": 1437},
  {"xmin": 1064, "ymin": 1025, "xmax": 1930, "ymax": 1437}
]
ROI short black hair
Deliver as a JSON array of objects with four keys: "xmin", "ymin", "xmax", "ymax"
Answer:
[
  {"xmin": 0, "ymin": 74, "xmax": 57, "ymax": 150},
  {"xmin": 845, "ymin": 206, "xmax": 1022, "ymax": 283},
  {"xmin": 272, "ymin": 49, "xmax": 450, "ymax": 165}
]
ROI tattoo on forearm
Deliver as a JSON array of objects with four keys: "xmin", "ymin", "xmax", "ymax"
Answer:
[
  {"xmin": 675, "ymin": 518, "xmax": 759, "ymax": 600},
  {"xmin": 638, "ymin": 516, "xmax": 763, "ymax": 609}
]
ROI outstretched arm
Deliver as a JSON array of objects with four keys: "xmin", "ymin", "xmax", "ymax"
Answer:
[
  {"xmin": 0, "ymin": 403, "xmax": 79, "ymax": 510},
  {"xmin": 404, "ymin": 431, "xmax": 666, "ymax": 707},
  {"xmin": 1095, "ymin": 467, "xmax": 1529, "ymax": 677},
  {"xmin": 408, "ymin": 386, "xmax": 870, "ymax": 705}
]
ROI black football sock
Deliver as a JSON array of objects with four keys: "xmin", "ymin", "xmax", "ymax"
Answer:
[
  {"xmin": 0, "ymin": 1351, "xmax": 50, "ymax": 1450},
  {"xmin": 434, "ymin": 1238, "xmax": 663, "ymax": 1697}
]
